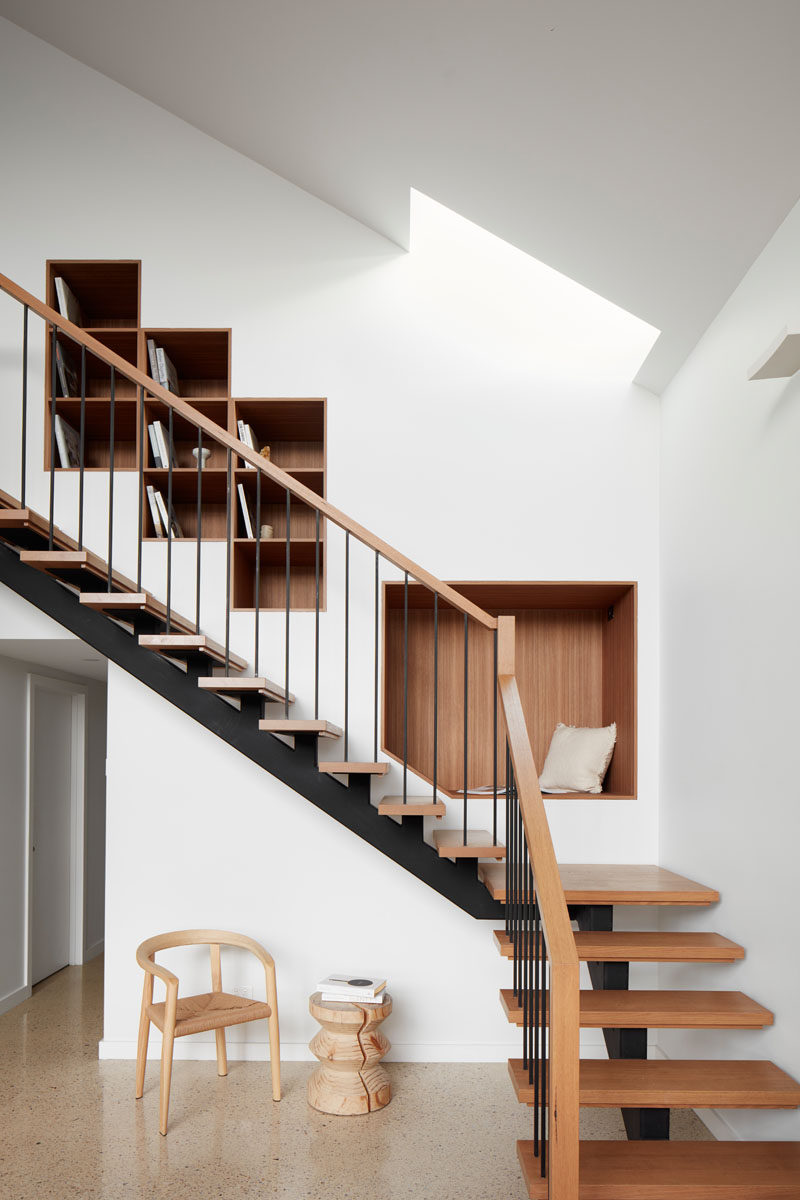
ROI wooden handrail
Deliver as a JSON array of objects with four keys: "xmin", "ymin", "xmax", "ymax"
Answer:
[
  {"xmin": 0, "ymin": 271, "xmax": 497, "ymax": 631},
  {"xmin": 498, "ymin": 616, "xmax": 579, "ymax": 1200}
]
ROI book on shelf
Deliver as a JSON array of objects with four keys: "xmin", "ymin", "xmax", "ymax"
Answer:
[
  {"xmin": 156, "ymin": 346, "xmax": 181, "ymax": 396},
  {"xmin": 146, "ymin": 485, "xmax": 165, "ymax": 538},
  {"xmin": 151, "ymin": 419, "xmax": 177, "ymax": 468},
  {"xmin": 316, "ymin": 974, "xmax": 387, "ymax": 1000},
  {"xmin": 54, "ymin": 277, "xmax": 83, "ymax": 327},
  {"xmin": 147, "ymin": 422, "xmax": 164, "ymax": 468},
  {"xmin": 54, "ymin": 340, "xmax": 78, "ymax": 398},
  {"xmin": 237, "ymin": 419, "xmax": 259, "ymax": 466},
  {"xmin": 54, "ymin": 414, "xmax": 80, "ymax": 468},
  {"xmin": 146, "ymin": 338, "xmax": 159, "ymax": 383},
  {"xmin": 155, "ymin": 489, "xmax": 184, "ymax": 539},
  {"xmin": 237, "ymin": 482, "xmax": 255, "ymax": 538}
]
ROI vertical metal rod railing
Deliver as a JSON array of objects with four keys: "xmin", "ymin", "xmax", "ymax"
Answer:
[
  {"xmin": 195, "ymin": 427, "xmax": 203, "ymax": 633},
  {"xmin": 463, "ymin": 613, "xmax": 469, "ymax": 843},
  {"xmin": 433, "ymin": 594, "xmax": 438, "ymax": 803},
  {"xmin": 284, "ymin": 489, "xmax": 291, "ymax": 718},
  {"xmin": 165, "ymin": 405, "xmax": 173, "ymax": 621},
  {"xmin": 493, "ymin": 628, "xmax": 498, "ymax": 844},
  {"xmin": 505, "ymin": 743, "xmax": 511, "ymax": 943},
  {"xmin": 314, "ymin": 509, "xmax": 320, "ymax": 718},
  {"xmin": 77, "ymin": 346, "xmax": 86, "ymax": 550},
  {"xmin": 136, "ymin": 387, "xmax": 144, "ymax": 592},
  {"xmin": 254, "ymin": 469, "xmax": 261, "ymax": 676},
  {"xmin": 48, "ymin": 325, "xmax": 57, "ymax": 548},
  {"xmin": 373, "ymin": 550, "xmax": 379, "ymax": 761},
  {"xmin": 522, "ymin": 813, "xmax": 529, "ymax": 1070},
  {"xmin": 344, "ymin": 531, "xmax": 350, "ymax": 758},
  {"xmin": 541, "ymin": 913, "xmax": 548, "ymax": 1178},
  {"xmin": 224, "ymin": 448, "xmax": 232, "ymax": 672},
  {"xmin": 403, "ymin": 570, "xmax": 409, "ymax": 803},
  {"xmin": 20, "ymin": 304, "xmax": 28, "ymax": 508},
  {"xmin": 106, "ymin": 367, "xmax": 115, "ymax": 591}
]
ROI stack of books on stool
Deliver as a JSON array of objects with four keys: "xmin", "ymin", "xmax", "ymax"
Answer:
[{"xmin": 317, "ymin": 973, "xmax": 387, "ymax": 1005}]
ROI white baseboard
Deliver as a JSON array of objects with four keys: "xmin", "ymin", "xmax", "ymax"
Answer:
[
  {"xmin": 83, "ymin": 938, "xmax": 104, "ymax": 962},
  {"xmin": 0, "ymin": 984, "xmax": 31, "ymax": 1016}
]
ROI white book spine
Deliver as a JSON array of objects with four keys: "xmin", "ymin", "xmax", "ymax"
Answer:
[
  {"xmin": 154, "ymin": 420, "xmax": 172, "ymax": 468},
  {"xmin": 147, "ymin": 423, "xmax": 163, "ymax": 468},
  {"xmin": 320, "ymin": 991, "xmax": 386, "ymax": 1005},
  {"xmin": 147, "ymin": 339, "xmax": 159, "ymax": 381},
  {"xmin": 146, "ymin": 486, "xmax": 164, "ymax": 538}
]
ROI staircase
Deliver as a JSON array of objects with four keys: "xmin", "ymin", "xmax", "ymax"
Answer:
[{"xmin": 1, "ymin": 269, "xmax": 799, "ymax": 1197}]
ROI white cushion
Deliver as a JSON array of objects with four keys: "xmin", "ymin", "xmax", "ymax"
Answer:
[{"xmin": 539, "ymin": 722, "xmax": 617, "ymax": 794}]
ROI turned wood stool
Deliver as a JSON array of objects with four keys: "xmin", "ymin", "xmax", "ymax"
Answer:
[{"xmin": 307, "ymin": 991, "xmax": 392, "ymax": 1115}]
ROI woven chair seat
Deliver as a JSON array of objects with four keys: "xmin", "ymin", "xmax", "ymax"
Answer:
[{"xmin": 148, "ymin": 991, "xmax": 272, "ymax": 1038}]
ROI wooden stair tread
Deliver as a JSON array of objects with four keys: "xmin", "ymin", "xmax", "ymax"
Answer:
[
  {"xmin": 259, "ymin": 719, "xmax": 342, "ymax": 738},
  {"xmin": 508, "ymin": 1058, "xmax": 800, "ymax": 1108},
  {"xmin": 378, "ymin": 798, "xmax": 446, "ymax": 818},
  {"xmin": 319, "ymin": 761, "xmax": 390, "ymax": 775},
  {"xmin": 518, "ymin": 1139, "xmax": 800, "ymax": 1199},
  {"xmin": 500, "ymin": 988, "xmax": 773, "ymax": 1028},
  {"xmin": 20, "ymin": 548, "xmax": 138, "ymax": 593},
  {"xmin": 0, "ymin": 507, "xmax": 77, "ymax": 548},
  {"xmin": 197, "ymin": 675, "xmax": 294, "ymax": 703},
  {"xmin": 139, "ymin": 634, "xmax": 247, "ymax": 670},
  {"xmin": 494, "ymin": 929, "xmax": 744, "ymax": 962},
  {"xmin": 433, "ymin": 829, "xmax": 506, "ymax": 859},
  {"xmin": 479, "ymin": 862, "xmax": 719, "ymax": 905},
  {"xmin": 79, "ymin": 591, "xmax": 194, "ymax": 632}
]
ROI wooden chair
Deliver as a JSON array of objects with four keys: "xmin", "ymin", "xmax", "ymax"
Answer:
[{"xmin": 135, "ymin": 929, "xmax": 281, "ymax": 1134}]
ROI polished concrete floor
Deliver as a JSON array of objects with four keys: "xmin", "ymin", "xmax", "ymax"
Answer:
[{"xmin": 0, "ymin": 959, "xmax": 711, "ymax": 1200}]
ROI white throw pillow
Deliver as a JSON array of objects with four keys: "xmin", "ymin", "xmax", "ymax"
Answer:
[{"xmin": 539, "ymin": 722, "xmax": 617, "ymax": 794}]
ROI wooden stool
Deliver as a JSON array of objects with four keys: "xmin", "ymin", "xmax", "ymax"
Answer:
[{"xmin": 308, "ymin": 991, "xmax": 392, "ymax": 1115}]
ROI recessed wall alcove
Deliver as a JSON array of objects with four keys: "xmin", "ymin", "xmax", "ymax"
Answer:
[{"xmin": 383, "ymin": 581, "xmax": 636, "ymax": 800}]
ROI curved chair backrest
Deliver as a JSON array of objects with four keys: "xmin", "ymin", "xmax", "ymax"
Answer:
[{"xmin": 136, "ymin": 929, "xmax": 277, "ymax": 998}]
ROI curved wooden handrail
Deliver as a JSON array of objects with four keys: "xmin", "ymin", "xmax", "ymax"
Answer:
[
  {"xmin": 0, "ymin": 270, "xmax": 497, "ymax": 630},
  {"xmin": 497, "ymin": 616, "xmax": 579, "ymax": 1200}
]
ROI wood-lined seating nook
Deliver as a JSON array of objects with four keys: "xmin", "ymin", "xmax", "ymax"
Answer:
[{"xmin": 135, "ymin": 930, "xmax": 281, "ymax": 1135}]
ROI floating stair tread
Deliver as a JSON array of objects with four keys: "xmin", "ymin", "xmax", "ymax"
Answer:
[
  {"xmin": 319, "ymin": 761, "xmax": 390, "ymax": 776},
  {"xmin": 478, "ymin": 862, "xmax": 719, "ymax": 905},
  {"xmin": 0, "ymin": 487, "xmax": 19, "ymax": 509},
  {"xmin": 494, "ymin": 929, "xmax": 744, "ymax": 962},
  {"xmin": 259, "ymin": 719, "xmax": 342, "ymax": 739},
  {"xmin": 433, "ymin": 829, "xmax": 506, "ymax": 859},
  {"xmin": 19, "ymin": 549, "xmax": 138, "ymax": 593},
  {"xmin": 0, "ymin": 507, "xmax": 75, "ymax": 544},
  {"xmin": 138, "ymin": 634, "xmax": 247, "ymax": 670},
  {"xmin": 378, "ymin": 798, "xmax": 447, "ymax": 818},
  {"xmin": 508, "ymin": 1058, "xmax": 800, "ymax": 1108},
  {"xmin": 518, "ymin": 1138, "xmax": 800, "ymax": 1199},
  {"xmin": 197, "ymin": 675, "xmax": 294, "ymax": 703},
  {"xmin": 500, "ymin": 989, "xmax": 773, "ymax": 1029},
  {"xmin": 79, "ymin": 591, "xmax": 195, "ymax": 633}
]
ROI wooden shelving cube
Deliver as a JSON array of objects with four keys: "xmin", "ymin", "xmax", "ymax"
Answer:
[
  {"xmin": 383, "ymin": 581, "xmax": 637, "ymax": 800},
  {"xmin": 142, "ymin": 329, "xmax": 231, "ymax": 399},
  {"xmin": 46, "ymin": 260, "xmax": 141, "ymax": 329}
]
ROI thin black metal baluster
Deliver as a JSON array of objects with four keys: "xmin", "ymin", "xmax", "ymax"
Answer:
[
  {"xmin": 165, "ymin": 406, "xmax": 173, "ymax": 625},
  {"xmin": 534, "ymin": 892, "xmax": 540, "ymax": 1154},
  {"xmin": 373, "ymin": 550, "xmax": 379, "ymax": 761},
  {"xmin": 20, "ymin": 305, "xmax": 28, "ymax": 507},
  {"xmin": 505, "ymin": 742, "xmax": 511, "ymax": 939},
  {"xmin": 433, "ymin": 595, "xmax": 439, "ymax": 802},
  {"xmin": 314, "ymin": 509, "xmax": 320, "ymax": 719},
  {"xmin": 522, "ymin": 830, "xmax": 529, "ymax": 1071},
  {"xmin": 107, "ymin": 367, "xmax": 115, "ymax": 591},
  {"xmin": 541, "ymin": 936, "xmax": 548, "ymax": 1178},
  {"xmin": 78, "ymin": 346, "xmax": 86, "ymax": 549},
  {"xmin": 493, "ymin": 628, "xmax": 498, "ymax": 845},
  {"xmin": 463, "ymin": 614, "xmax": 469, "ymax": 843},
  {"xmin": 224, "ymin": 448, "xmax": 232, "ymax": 672},
  {"xmin": 527, "ymin": 863, "xmax": 534, "ymax": 1102},
  {"xmin": 510, "ymin": 758, "xmax": 518, "ymax": 996},
  {"xmin": 195, "ymin": 427, "xmax": 203, "ymax": 633},
  {"xmin": 136, "ymin": 388, "xmax": 144, "ymax": 593},
  {"xmin": 284, "ymin": 489, "xmax": 290, "ymax": 718},
  {"xmin": 344, "ymin": 532, "xmax": 350, "ymax": 759},
  {"xmin": 254, "ymin": 469, "xmax": 261, "ymax": 675},
  {"xmin": 403, "ymin": 570, "xmax": 409, "ymax": 803},
  {"xmin": 48, "ymin": 326, "xmax": 57, "ymax": 549}
]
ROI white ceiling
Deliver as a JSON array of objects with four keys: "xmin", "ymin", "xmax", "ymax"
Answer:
[
  {"xmin": 4, "ymin": 0, "xmax": 800, "ymax": 391},
  {"xmin": 0, "ymin": 640, "xmax": 108, "ymax": 681}
]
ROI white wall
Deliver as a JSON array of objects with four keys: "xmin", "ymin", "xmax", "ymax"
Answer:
[
  {"xmin": 0, "ymin": 621, "xmax": 107, "ymax": 1014},
  {"xmin": 0, "ymin": 19, "xmax": 661, "ymax": 1057},
  {"xmin": 659, "ymin": 197, "xmax": 800, "ymax": 1138}
]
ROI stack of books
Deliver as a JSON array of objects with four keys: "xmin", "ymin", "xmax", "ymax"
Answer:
[
  {"xmin": 147, "ymin": 338, "xmax": 181, "ymax": 396},
  {"xmin": 317, "ymin": 973, "xmax": 387, "ymax": 1005}
]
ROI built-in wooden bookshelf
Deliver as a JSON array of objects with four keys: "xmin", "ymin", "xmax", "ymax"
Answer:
[
  {"xmin": 44, "ymin": 260, "xmax": 326, "ymax": 610},
  {"xmin": 383, "ymin": 581, "xmax": 637, "ymax": 800}
]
